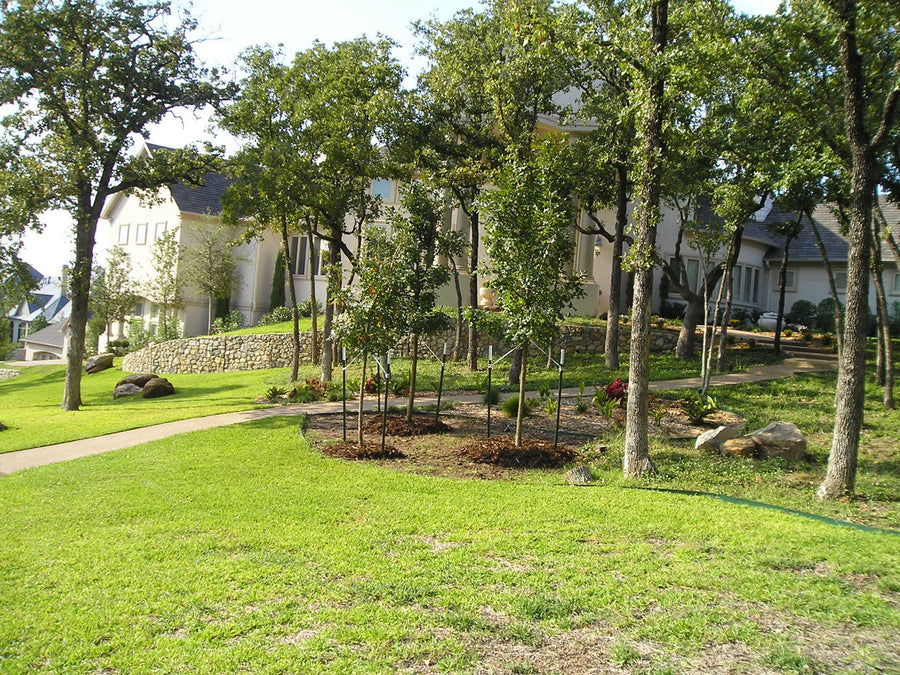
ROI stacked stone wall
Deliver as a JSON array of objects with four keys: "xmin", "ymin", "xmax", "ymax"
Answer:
[{"xmin": 122, "ymin": 325, "xmax": 678, "ymax": 375}]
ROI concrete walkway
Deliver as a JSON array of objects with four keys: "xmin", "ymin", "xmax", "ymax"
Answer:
[{"xmin": 0, "ymin": 356, "xmax": 835, "ymax": 476}]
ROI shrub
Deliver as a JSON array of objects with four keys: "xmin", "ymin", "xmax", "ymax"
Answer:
[
  {"xmin": 783, "ymin": 328, "xmax": 793, "ymax": 337},
  {"xmin": 258, "ymin": 306, "xmax": 292, "ymax": 326},
  {"xmin": 211, "ymin": 310, "xmax": 246, "ymax": 334},
  {"xmin": 605, "ymin": 378, "xmax": 627, "ymax": 403},
  {"xmin": 502, "ymin": 394, "xmax": 535, "ymax": 418},
  {"xmin": 482, "ymin": 385, "xmax": 500, "ymax": 405},
  {"xmin": 787, "ymin": 299, "xmax": 817, "ymax": 328},
  {"xmin": 680, "ymin": 391, "xmax": 717, "ymax": 424},
  {"xmin": 815, "ymin": 297, "xmax": 840, "ymax": 333},
  {"xmin": 303, "ymin": 377, "xmax": 327, "ymax": 399},
  {"xmin": 297, "ymin": 298, "xmax": 323, "ymax": 318},
  {"xmin": 659, "ymin": 301, "xmax": 685, "ymax": 320}
]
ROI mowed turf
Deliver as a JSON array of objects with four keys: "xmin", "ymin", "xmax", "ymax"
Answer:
[{"xmin": 0, "ymin": 417, "xmax": 897, "ymax": 673}]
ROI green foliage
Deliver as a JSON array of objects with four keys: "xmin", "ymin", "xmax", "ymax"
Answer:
[
  {"xmin": 27, "ymin": 314, "xmax": 48, "ymax": 335},
  {"xmin": 296, "ymin": 298, "xmax": 324, "ymax": 318},
  {"xmin": 787, "ymin": 299, "xmax": 817, "ymax": 328},
  {"xmin": 211, "ymin": 311, "xmax": 246, "ymax": 334},
  {"xmin": 502, "ymin": 394, "xmax": 536, "ymax": 418},
  {"xmin": 181, "ymin": 221, "xmax": 244, "ymax": 334},
  {"xmin": 145, "ymin": 229, "xmax": 184, "ymax": 340},
  {"xmin": 89, "ymin": 246, "xmax": 136, "ymax": 340},
  {"xmin": 257, "ymin": 306, "xmax": 293, "ymax": 326},
  {"xmin": 482, "ymin": 385, "xmax": 500, "ymax": 405},
  {"xmin": 269, "ymin": 249, "xmax": 286, "ymax": 310},
  {"xmin": 816, "ymin": 297, "xmax": 840, "ymax": 333},
  {"xmin": 480, "ymin": 138, "xmax": 585, "ymax": 349},
  {"xmin": 680, "ymin": 391, "xmax": 718, "ymax": 425}
]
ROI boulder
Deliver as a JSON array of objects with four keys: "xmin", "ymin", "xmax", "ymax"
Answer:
[
  {"xmin": 721, "ymin": 437, "xmax": 760, "ymax": 459},
  {"xmin": 116, "ymin": 373, "xmax": 158, "ymax": 388},
  {"xmin": 84, "ymin": 353, "xmax": 115, "ymax": 374},
  {"xmin": 564, "ymin": 465, "xmax": 593, "ymax": 485},
  {"xmin": 141, "ymin": 377, "xmax": 175, "ymax": 399},
  {"xmin": 695, "ymin": 425, "xmax": 742, "ymax": 452},
  {"xmin": 0, "ymin": 421, "xmax": 7, "ymax": 432},
  {"xmin": 749, "ymin": 421, "xmax": 810, "ymax": 462},
  {"xmin": 113, "ymin": 383, "xmax": 143, "ymax": 399}
]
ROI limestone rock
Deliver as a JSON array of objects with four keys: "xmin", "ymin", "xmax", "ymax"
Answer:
[
  {"xmin": 564, "ymin": 465, "xmax": 593, "ymax": 485},
  {"xmin": 749, "ymin": 421, "xmax": 810, "ymax": 462},
  {"xmin": 0, "ymin": 421, "xmax": 7, "ymax": 432},
  {"xmin": 84, "ymin": 353, "xmax": 114, "ymax": 374},
  {"xmin": 113, "ymin": 383, "xmax": 143, "ymax": 399},
  {"xmin": 116, "ymin": 373, "xmax": 158, "ymax": 388},
  {"xmin": 695, "ymin": 425, "xmax": 741, "ymax": 452},
  {"xmin": 721, "ymin": 437, "xmax": 760, "ymax": 459},
  {"xmin": 142, "ymin": 377, "xmax": 175, "ymax": 399}
]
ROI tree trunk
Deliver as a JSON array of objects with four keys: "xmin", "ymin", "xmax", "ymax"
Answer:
[
  {"xmin": 515, "ymin": 342, "xmax": 528, "ymax": 447},
  {"xmin": 624, "ymin": 0, "xmax": 667, "ymax": 479},
  {"xmin": 406, "ymin": 334, "xmax": 419, "ymax": 422},
  {"xmin": 605, "ymin": 163, "xmax": 628, "ymax": 370},
  {"xmin": 451, "ymin": 259, "xmax": 463, "ymax": 361},
  {"xmin": 308, "ymin": 227, "xmax": 319, "ymax": 365},
  {"xmin": 716, "ymin": 271, "xmax": 734, "ymax": 373},
  {"xmin": 62, "ymin": 209, "xmax": 96, "ymax": 411},
  {"xmin": 281, "ymin": 217, "xmax": 301, "ymax": 382},
  {"xmin": 357, "ymin": 352, "xmax": 367, "ymax": 447},
  {"xmin": 508, "ymin": 346, "xmax": 522, "ymax": 385},
  {"xmin": 809, "ymin": 215, "xmax": 844, "ymax": 356},
  {"xmin": 206, "ymin": 295, "xmax": 214, "ymax": 335},
  {"xmin": 774, "ymin": 242, "xmax": 791, "ymax": 355},
  {"xmin": 321, "ymin": 222, "xmax": 342, "ymax": 383},
  {"xmin": 467, "ymin": 210, "xmax": 480, "ymax": 371},
  {"xmin": 676, "ymin": 294, "xmax": 702, "ymax": 359},
  {"xmin": 818, "ymin": 1, "xmax": 875, "ymax": 500},
  {"xmin": 871, "ymin": 243, "xmax": 894, "ymax": 408}
]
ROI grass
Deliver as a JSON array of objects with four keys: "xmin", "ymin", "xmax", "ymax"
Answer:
[
  {"xmin": 220, "ymin": 317, "xmax": 323, "ymax": 336},
  {"xmin": 0, "ymin": 417, "xmax": 897, "ymax": 673},
  {"xmin": 0, "ymin": 348, "xmax": 782, "ymax": 454}
]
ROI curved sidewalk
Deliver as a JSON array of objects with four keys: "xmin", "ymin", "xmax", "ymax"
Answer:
[{"xmin": 0, "ymin": 357, "xmax": 835, "ymax": 476}]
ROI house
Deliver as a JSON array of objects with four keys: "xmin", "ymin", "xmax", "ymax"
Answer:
[
  {"xmin": 7, "ymin": 271, "xmax": 71, "ymax": 344},
  {"xmin": 21, "ymin": 318, "xmax": 69, "ymax": 361}
]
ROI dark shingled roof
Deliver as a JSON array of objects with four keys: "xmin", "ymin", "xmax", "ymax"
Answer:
[
  {"xmin": 22, "ymin": 320, "xmax": 66, "ymax": 349},
  {"xmin": 146, "ymin": 143, "xmax": 233, "ymax": 216},
  {"xmin": 762, "ymin": 198, "xmax": 900, "ymax": 263}
]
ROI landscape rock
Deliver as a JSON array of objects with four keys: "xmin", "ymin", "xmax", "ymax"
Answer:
[
  {"xmin": 564, "ymin": 465, "xmax": 593, "ymax": 485},
  {"xmin": 721, "ymin": 437, "xmax": 760, "ymax": 459},
  {"xmin": 0, "ymin": 421, "xmax": 7, "ymax": 432},
  {"xmin": 749, "ymin": 421, "xmax": 810, "ymax": 462},
  {"xmin": 141, "ymin": 377, "xmax": 175, "ymax": 399},
  {"xmin": 116, "ymin": 373, "xmax": 158, "ymax": 388},
  {"xmin": 84, "ymin": 353, "xmax": 114, "ymax": 374},
  {"xmin": 695, "ymin": 425, "xmax": 742, "ymax": 452},
  {"xmin": 113, "ymin": 383, "xmax": 143, "ymax": 399}
]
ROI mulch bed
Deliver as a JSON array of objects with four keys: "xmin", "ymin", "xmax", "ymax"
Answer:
[
  {"xmin": 460, "ymin": 437, "xmax": 579, "ymax": 468},
  {"xmin": 363, "ymin": 414, "xmax": 452, "ymax": 437},
  {"xmin": 320, "ymin": 441, "xmax": 406, "ymax": 460}
]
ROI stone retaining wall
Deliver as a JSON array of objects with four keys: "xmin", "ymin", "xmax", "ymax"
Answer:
[{"xmin": 122, "ymin": 324, "xmax": 678, "ymax": 374}]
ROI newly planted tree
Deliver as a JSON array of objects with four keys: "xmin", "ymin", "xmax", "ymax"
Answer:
[
  {"xmin": 0, "ymin": 0, "xmax": 229, "ymax": 409},
  {"xmin": 181, "ymin": 222, "xmax": 243, "ymax": 335},
  {"xmin": 480, "ymin": 139, "xmax": 584, "ymax": 447},
  {"xmin": 89, "ymin": 246, "xmax": 135, "ymax": 341},
  {"xmin": 145, "ymin": 229, "xmax": 183, "ymax": 341}
]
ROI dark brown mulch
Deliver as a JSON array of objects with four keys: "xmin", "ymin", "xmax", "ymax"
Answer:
[
  {"xmin": 321, "ymin": 441, "xmax": 406, "ymax": 461},
  {"xmin": 460, "ymin": 437, "xmax": 579, "ymax": 469},
  {"xmin": 363, "ymin": 414, "xmax": 452, "ymax": 437}
]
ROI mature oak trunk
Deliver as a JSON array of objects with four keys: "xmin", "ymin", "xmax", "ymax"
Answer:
[
  {"xmin": 818, "ymin": 0, "xmax": 878, "ymax": 500},
  {"xmin": 624, "ymin": 0, "xmax": 667, "ymax": 478},
  {"xmin": 62, "ymin": 206, "xmax": 97, "ymax": 411},
  {"xmin": 605, "ymin": 163, "xmax": 628, "ymax": 370},
  {"xmin": 676, "ymin": 295, "xmax": 703, "ymax": 359}
]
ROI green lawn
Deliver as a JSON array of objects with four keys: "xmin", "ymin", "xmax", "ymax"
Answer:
[
  {"xmin": 0, "ymin": 349, "xmax": 782, "ymax": 454},
  {"xmin": 0, "ymin": 418, "xmax": 897, "ymax": 673}
]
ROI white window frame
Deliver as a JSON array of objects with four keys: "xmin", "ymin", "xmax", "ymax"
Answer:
[
  {"xmin": 891, "ymin": 271, "xmax": 900, "ymax": 296},
  {"xmin": 732, "ymin": 264, "xmax": 761, "ymax": 305},
  {"xmin": 154, "ymin": 222, "xmax": 167, "ymax": 240},
  {"xmin": 117, "ymin": 223, "xmax": 130, "ymax": 245},
  {"xmin": 776, "ymin": 268, "xmax": 798, "ymax": 292},
  {"xmin": 135, "ymin": 223, "xmax": 148, "ymax": 245}
]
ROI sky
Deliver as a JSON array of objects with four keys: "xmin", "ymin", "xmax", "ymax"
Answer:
[{"xmin": 19, "ymin": 0, "xmax": 781, "ymax": 277}]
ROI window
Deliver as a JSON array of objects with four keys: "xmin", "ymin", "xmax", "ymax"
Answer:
[
  {"xmin": 117, "ymin": 224, "xmax": 130, "ymax": 245},
  {"xmin": 732, "ymin": 264, "xmax": 761, "ymax": 305},
  {"xmin": 371, "ymin": 178, "xmax": 393, "ymax": 201},
  {"xmin": 834, "ymin": 271, "xmax": 847, "ymax": 291},
  {"xmin": 776, "ymin": 268, "xmax": 797, "ymax": 292},
  {"xmin": 154, "ymin": 222, "xmax": 167, "ymax": 240},
  {"xmin": 135, "ymin": 223, "xmax": 148, "ymax": 245},
  {"xmin": 685, "ymin": 258, "xmax": 701, "ymax": 293},
  {"xmin": 289, "ymin": 235, "xmax": 326, "ymax": 276},
  {"xmin": 892, "ymin": 272, "xmax": 900, "ymax": 295},
  {"xmin": 133, "ymin": 302, "xmax": 143, "ymax": 317}
]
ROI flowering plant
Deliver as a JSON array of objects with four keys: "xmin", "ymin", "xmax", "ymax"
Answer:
[{"xmin": 605, "ymin": 378, "xmax": 627, "ymax": 403}]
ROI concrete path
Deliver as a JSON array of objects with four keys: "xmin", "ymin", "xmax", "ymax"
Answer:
[{"xmin": 0, "ymin": 356, "xmax": 835, "ymax": 476}]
